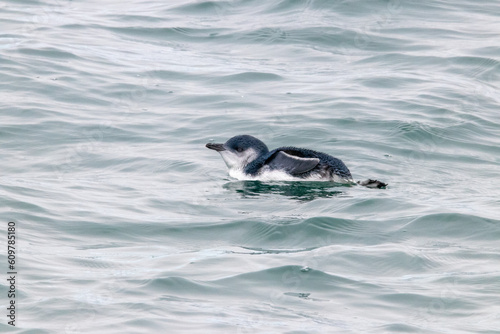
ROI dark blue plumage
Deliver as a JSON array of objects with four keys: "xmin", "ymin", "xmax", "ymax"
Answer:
[{"xmin": 224, "ymin": 135, "xmax": 269, "ymax": 157}]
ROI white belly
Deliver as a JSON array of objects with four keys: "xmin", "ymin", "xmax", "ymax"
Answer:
[{"xmin": 228, "ymin": 167, "xmax": 353, "ymax": 183}]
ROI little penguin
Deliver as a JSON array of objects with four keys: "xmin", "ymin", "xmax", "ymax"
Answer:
[{"xmin": 206, "ymin": 135, "xmax": 387, "ymax": 188}]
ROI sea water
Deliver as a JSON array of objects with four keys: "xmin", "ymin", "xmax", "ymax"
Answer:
[{"xmin": 1, "ymin": 0, "xmax": 500, "ymax": 333}]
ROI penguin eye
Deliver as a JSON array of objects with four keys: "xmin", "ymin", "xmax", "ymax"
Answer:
[{"xmin": 237, "ymin": 147, "xmax": 244, "ymax": 153}]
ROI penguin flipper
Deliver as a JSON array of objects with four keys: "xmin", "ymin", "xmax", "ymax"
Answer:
[
  {"xmin": 267, "ymin": 151, "xmax": 320, "ymax": 175},
  {"xmin": 357, "ymin": 179, "xmax": 388, "ymax": 188}
]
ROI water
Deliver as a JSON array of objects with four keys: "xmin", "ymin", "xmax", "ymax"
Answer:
[{"xmin": 1, "ymin": 0, "xmax": 500, "ymax": 333}]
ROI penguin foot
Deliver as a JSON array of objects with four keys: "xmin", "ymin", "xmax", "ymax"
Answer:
[{"xmin": 357, "ymin": 179, "xmax": 388, "ymax": 189}]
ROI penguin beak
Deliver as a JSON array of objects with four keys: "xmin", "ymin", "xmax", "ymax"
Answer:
[{"xmin": 206, "ymin": 143, "xmax": 226, "ymax": 152}]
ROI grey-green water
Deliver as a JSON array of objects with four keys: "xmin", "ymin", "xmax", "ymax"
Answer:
[{"xmin": 1, "ymin": 0, "xmax": 500, "ymax": 333}]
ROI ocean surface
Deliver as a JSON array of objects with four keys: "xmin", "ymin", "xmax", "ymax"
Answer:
[{"xmin": 1, "ymin": 0, "xmax": 500, "ymax": 333}]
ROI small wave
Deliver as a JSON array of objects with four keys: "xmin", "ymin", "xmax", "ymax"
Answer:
[
  {"xmin": 399, "ymin": 213, "xmax": 500, "ymax": 241},
  {"xmin": 209, "ymin": 72, "xmax": 284, "ymax": 84},
  {"xmin": 17, "ymin": 47, "xmax": 81, "ymax": 60}
]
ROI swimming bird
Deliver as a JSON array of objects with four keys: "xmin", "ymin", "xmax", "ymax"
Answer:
[{"xmin": 206, "ymin": 135, "xmax": 387, "ymax": 188}]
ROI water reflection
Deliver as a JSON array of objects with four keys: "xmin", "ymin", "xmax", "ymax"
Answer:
[{"xmin": 223, "ymin": 180, "xmax": 350, "ymax": 201}]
